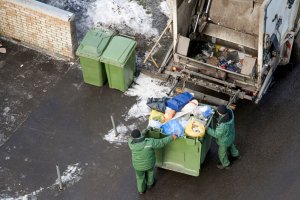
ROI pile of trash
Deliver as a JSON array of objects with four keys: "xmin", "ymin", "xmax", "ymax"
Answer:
[
  {"xmin": 146, "ymin": 92, "xmax": 214, "ymax": 138},
  {"xmin": 192, "ymin": 41, "xmax": 257, "ymax": 76}
]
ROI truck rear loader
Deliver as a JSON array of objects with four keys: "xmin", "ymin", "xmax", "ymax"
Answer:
[{"xmin": 161, "ymin": 0, "xmax": 300, "ymax": 105}]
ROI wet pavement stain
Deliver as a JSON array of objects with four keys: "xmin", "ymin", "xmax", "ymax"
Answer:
[{"xmin": 0, "ymin": 40, "xmax": 70, "ymax": 146}]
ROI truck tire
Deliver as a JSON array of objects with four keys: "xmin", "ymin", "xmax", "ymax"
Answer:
[{"xmin": 292, "ymin": 32, "xmax": 300, "ymax": 63}]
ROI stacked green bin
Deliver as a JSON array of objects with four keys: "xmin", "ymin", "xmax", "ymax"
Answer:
[
  {"xmin": 101, "ymin": 36, "xmax": 137, "ymax": 92},
  {"xmin": 146, "ymin": 129, "xmax": 212, "ymax": 177},
  {"xmin": 76, "ymin": 28, "xmax": 113, "ymax": 86}
]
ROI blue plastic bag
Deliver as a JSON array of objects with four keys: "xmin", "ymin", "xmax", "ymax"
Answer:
[
  {"xmin": 200, "ymin": 105, "xmax": 213, "ymax": 118},
  {"xmin": 161, "ymin": 119, "xmax": 184, "ymax": 137},
  {"xmin": 166, "ymin": 92, "xmax": 193, "ymax": 112}
]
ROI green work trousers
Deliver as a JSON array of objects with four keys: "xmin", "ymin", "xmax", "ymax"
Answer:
[
  {"xmin": 218, "ymin": 144, "xmax": 239, "ymax": 167},
  {"xmin": 135, "ymin": 168, "xmax": 155, "ymax": 193}
]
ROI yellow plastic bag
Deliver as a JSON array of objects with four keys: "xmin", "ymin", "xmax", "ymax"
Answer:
[
  {"xmin": 149, "ymin": 109, "xmax": 165, "ymax": 123},
  {"xmin": 185, "ymin": 118, "xmax": 205, "ymax": 138}
]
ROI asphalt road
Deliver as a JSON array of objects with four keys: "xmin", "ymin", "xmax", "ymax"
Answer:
[{"xmin": 0, "ymin": 40, "xmax": 300, "ymax": 200}]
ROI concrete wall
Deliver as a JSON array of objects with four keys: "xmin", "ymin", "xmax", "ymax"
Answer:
[{"xmin": 0, "ymin": 0, "xmax": 77, "ymax": 59}]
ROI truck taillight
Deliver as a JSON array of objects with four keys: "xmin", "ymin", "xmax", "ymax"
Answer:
[{"xmin": 286, "ymin": 41, "xmax": 292, "ymax": 49}]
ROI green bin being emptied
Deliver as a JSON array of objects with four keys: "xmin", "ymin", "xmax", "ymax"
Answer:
[
  {"xmin": 76, "ymin": 28, "xmax": 113, "ymax": 86},
  {"xmin": 101, "ymin": 36, "xmax": 137, "ymax": 92},
  {"xmin": 146, "ymin": 129, "xmax": 212, "ymax": 177}
]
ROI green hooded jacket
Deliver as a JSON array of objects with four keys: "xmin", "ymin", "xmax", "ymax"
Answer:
[
  {"xmin": 207, "ymin": 109, "xmax": 235, "ymax": 147},
  {"xmin": 128, "ymin": 134, "xmax": 172, "ymax": 171}
]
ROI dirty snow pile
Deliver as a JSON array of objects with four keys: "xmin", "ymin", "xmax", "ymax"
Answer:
[
  {"xmin": 103, "ymin": 74, "xmax": 170, "ymax": 144},
  {"xmin": 1, "ymin": 106, "xmax": 16, "ymax": 145},
  {"xmin": 41, "ymin": 0, "xmax": 160, "ymax": 38},
  {"xmin": 1, "ymin": 187, "xmax": 44, "ymax": 200},
  {"xmin": 2, "ymin": 107, "xmax": 15, "ymax": 124},
  {"xmin": 160, "ymin": 1, "xmax": 171, "ymax": 17},
  {"xmin": 89, "ymin": 0, "xmax": 159, "ymax": 38},
  {"xmin": 124, "ymin": 73, "xmax": 170, "ymax": 120},
  {"xmin": 1, "ymin": 163, "xmax": 83, "ymax": 200},
  {"xmin": 103, "ymin": 123, "xmax": 138, "ymax": 145},
  {"xmin": 54, "ymin": 163, "xmax": 83, "ymax": 187}
]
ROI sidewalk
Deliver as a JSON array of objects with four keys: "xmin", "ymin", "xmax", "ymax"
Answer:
[
  {"xmin": 0, "ymin": 39, "xmax": 72, "ymax": 146},
  {"xmin": 0, "ymin": 39, "xmax": 140, "ymax": 199}
]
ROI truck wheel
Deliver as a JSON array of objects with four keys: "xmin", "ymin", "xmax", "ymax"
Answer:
[{"xmin": 292, "ymin": 32, "xmax": 300, "ymax": 63}]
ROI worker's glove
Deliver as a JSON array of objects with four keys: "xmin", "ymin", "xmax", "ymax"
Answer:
[
  {"xmin": 145, "ymin": 127, "xmax": 152, "ymax": 132},
  {"xmin": 172, "ymin": 134, "xmax": 177, "ymax": 140},
  {"xmin": 142, "ymin": 127, "xmax": 151, "ymax": 135}
]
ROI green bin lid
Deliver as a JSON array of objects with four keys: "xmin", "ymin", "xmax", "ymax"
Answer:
[
  {"xmin": 76, "ymin": 28, "xmax": 113, "ymax": 60},
  {"xmin": 101, "ymin": 36, "xmax": 137, "ymax": 68}
]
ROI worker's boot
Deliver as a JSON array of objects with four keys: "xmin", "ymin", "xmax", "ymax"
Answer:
[
  {"xmin": 217, "ymin": 164, "xmax": 230, "ymax": 170},
  {"xmin": 231, "ymin": 155, "xmax": 242, "ymax": 161},
  {"xmin": 147, "ymin": 179, "xmax": 156, "ymax": 190},
  {"xmin": 139, "ymin": 188, "xmax": 146, "ymax": 195}
]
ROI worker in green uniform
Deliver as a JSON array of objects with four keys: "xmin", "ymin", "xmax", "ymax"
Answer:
[
  {"xmin": 128, "ymin": 129, "xmax": 177, "ymax": 194},
  {"xmin": 206, "ymin": 105, "xmax": 241, "ymax": 169}
]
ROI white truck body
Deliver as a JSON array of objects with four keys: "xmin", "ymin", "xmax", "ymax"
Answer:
[{"xmin": 166, "ymin": 0, "xmax": 300, "ymax": 104}]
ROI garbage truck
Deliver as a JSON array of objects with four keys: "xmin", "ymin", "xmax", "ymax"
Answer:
[
  {"xmin": 144, "ymin": 0, "xmax": 300, "ymax": 177},
  {"xmin": 161, "ymin": 0, "xmax": 300, "ymax": 104}
]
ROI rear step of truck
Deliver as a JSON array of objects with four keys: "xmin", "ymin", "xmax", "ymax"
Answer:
[
  {"xmin": 182, "ymin": 88, "xmax": 240, "ymax": 107},
  {"xmin": 183, "ymin": 88, "xmax": 229, "ymax": 106}
]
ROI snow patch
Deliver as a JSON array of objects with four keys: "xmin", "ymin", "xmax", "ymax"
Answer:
[
  {"xmin": 101, "ymin": 74, "xmax": 170, "ymax": 144},
  {"xmin": 1, "ymin": 163, "xmax": 83, "ymax": 200},
  {"xmin": 89, "ymin": 0, "xmax": 158, "ymax": 38},
  {"xmin": 72, "ymin": 82, "xmax": 83, "ymax": 90},
  {"xmin": 125, "ymin": 103, "xmax": 149, "ymax": 121},
  {"xmin": 39, "ymin": 0, "xmax": 162, "ymax": 39},
  {"xmin": 55, "ymin": 163, "xmax": 83, "ymax": 187},
  {"xmin": 103, "ymin": 74, "xmax": 170, "ymax": 144},
  {"xmin": 1, "ymin": 187, "xmax": 44, "ymax": 200},
  {"xmin": 124, "ymin": 73, "xmax": 170, "ymax": 120},
  {"xmin": 103, "ymin": 123, "xmax": 137, "ymax": 145},
  {"xmin": 160, "ymin": 1, "xmax": 170, "ymax": 17},
  {"xmin": 3, "ymin": 107, "xmax": 10, "ymax": 116},
  {"xmin": 10, "ymin": 116, "xmax": 16, "ymax": 123},
  {"xmin": 26, "ymin": 94, "xmax": 33, "ymax": 100}
]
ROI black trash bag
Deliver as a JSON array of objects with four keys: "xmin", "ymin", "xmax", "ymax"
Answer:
[{"xmin": 146, "ymin": 97, "xmax": 169, "ymax": 113}]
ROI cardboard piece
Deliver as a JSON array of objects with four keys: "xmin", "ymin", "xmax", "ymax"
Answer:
[
  {"xmin": 177, "ymin": 36, "xmax": 190, "ymax": 56},
  {"xmin": 241, "ymin": 56, "xmax": 256, "ymax": 76}
]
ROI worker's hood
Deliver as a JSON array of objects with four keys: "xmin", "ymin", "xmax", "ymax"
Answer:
[
  {"xmin": 218, "ymin": 109, "xmax": 234, "ymax": 125},
  {"xmin": 128, "ymin": 137, "xmax": 147, "ymax": 151},
  {"xmin": 131, "ymin": 136, "xmax": 145, "ymax": 144}
]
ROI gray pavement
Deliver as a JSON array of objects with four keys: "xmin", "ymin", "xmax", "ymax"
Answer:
[{"xmin": 1, "ymin": 39, "xmax": 300, "ymax": 200}]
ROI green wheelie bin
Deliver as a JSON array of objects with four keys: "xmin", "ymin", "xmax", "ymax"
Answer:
[
  {"xmin": 146, "ymin": 129, "xmax": 212, "ymax": 177},
  {"xmin": 145, "ymin": 107, "xmax": 215, "ymax": 177},
  {"xmin": 100, "ymin": 36, "xmax": 137, "ymax": 92},
  {"xmin": 76, "ymin": 28, "xmax": 113, "ymax": 87}
]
